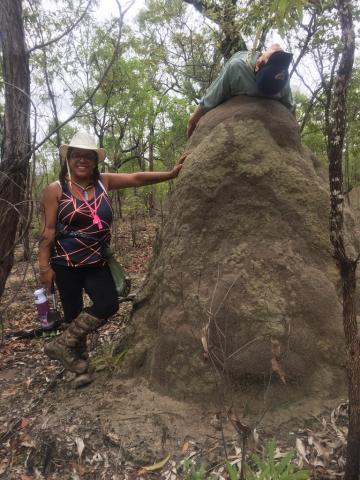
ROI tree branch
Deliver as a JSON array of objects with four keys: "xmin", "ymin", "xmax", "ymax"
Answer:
[
  {"xmin": 183, "ymin": 0, "xmax": 221, "ymax": 20},
  {"xmin": 31, "ymin": 0, "xmax": 135, "ymax": 155},
  {"xmin": 27, "ymin": 0, "xmax": 93, "ymax": 54}
]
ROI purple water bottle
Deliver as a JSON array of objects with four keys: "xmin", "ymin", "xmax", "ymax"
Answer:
[{"xmin": 34, "ymin": 288, "xmax": 51, "ymax": 329}]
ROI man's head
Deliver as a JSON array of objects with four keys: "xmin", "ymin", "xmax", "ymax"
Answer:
[{"xmin": 255, "ymin": 44, "xmax": 293, "ymax": 95}]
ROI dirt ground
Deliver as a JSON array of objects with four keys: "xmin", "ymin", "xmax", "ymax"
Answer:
[{"xmin": 0, "ymin": 215, "xmax": 350, "ymax": 479}]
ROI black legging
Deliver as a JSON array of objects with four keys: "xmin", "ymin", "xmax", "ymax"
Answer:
[{"xmin": 52, "ymin": 263, "xmax": 119, "ymax": 322}]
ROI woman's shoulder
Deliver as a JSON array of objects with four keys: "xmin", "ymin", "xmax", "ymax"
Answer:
[
  {"xmin": 42, "ymin": 181, "xmax": 62, "ymax": 201},
  {"xmin": 99, "ymin": 174, "xmax": 110, "ymax": 192}
]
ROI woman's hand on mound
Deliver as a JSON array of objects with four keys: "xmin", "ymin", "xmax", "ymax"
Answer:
[{"xmin": 169, "ymin": 152, "xmax": 188, "ymax": 178}]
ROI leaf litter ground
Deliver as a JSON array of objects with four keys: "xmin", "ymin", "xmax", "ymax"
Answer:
[{"xmin": 0, "ymin": 215, "xmax": 350, "ymax": 479}]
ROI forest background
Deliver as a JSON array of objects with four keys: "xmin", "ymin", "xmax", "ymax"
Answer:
[
  {"xmin": 0, "ymin": 0, "xmax": 359, "ymax": 284},
  {"xmin": 0, "ymin": 0, "xmax": 360, "ymax": 478}
]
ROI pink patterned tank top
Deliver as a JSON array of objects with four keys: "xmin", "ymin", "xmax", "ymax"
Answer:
[{"xmin": 51, "ymin": 180, "xmax": 113, "ymax": 267}]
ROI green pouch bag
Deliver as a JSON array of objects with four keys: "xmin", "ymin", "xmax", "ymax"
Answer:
[{"xmin": 103, "ymin": 246, "xmax": 131, "ymax": 297}]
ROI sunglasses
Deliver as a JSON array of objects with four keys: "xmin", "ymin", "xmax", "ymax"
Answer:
[{"xmin": 70, "ymin": 151, "xmax": 97, "ymax": 162}]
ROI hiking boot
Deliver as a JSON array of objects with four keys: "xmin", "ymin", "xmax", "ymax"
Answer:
[
  {"xmin": 66, "ymin": 311, "xmax": 106, "ymax": 337},
  {"xmin": 73, "ymin": 372, "xmax": 93, "ymax": 389},
  {"xmin": 44, "ymin": 312, "xmax": 105, "ymax": 374},
  {"xmin": 44, "ymin": 337, "xmax": 88, "ymax": 374},
  {"xmin": 72, "ymin": 337, "xmax": 88, "ymax": 360}
]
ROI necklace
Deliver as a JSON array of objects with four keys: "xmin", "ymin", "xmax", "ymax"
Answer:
[
  {"xmin": 66, "ymin": 177, "xmax": 103, "ymax": 229},
  {"xmin": 69, "ymin": 180, "xmax": 94, "ymax": 200},
  {"xmin": 71, "ymin": 182, "xmax": 103, "ymax": 230}
]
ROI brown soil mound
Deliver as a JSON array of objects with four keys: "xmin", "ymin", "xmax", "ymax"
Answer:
[{"xmin": 119, "ymin": 96, "xmax": 348, "ymax": 419}]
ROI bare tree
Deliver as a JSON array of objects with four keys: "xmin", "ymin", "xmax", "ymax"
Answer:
[{"xmin": 0, "ymin": 0, "xmax": 31, "ymax": 298}]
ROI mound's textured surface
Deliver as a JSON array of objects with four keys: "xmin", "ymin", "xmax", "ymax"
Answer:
[{"xmin": 121, "ymin": 96, "xmax": 348, "ymax": 415}]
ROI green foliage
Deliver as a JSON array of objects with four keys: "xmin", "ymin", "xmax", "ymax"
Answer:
[
  {"xmin": 270, "ymin": 0, "xmax": 306, "ymax": 29},
  {"xmin": 182, "ymin": 459, "xmax": 207, "ymax": 480},
  {"xmin": 19, "ymin": 0, "xmax": 360, "ymax": 213},
  {"xmin": 121, "ymin": 191, "xmax": 148, "ymax": 216},
  {"xmin": 91, "ymin": 348, "xmax": 128, "ymax": 373},
  {"xmin": 295, "ymin": 90, "xmax": 328, "ymax": 163},
  {"xmin": 246, "ymin": 440, "xmax": 309, "ymax": 480},
  {"xmin": 226, "ymin": 462, "xmax": 239, "ymax": 480},
  {"xmin": 181, "ymin": 441, "xmax": 308, "ymax": 480},
  {"xmin": 137, "ymin": 0, "xmax": 222, "ymax": 100},
  {"xmin": 296, "ymin": 62, "xmax": 360, "ymax": 188},
  {"xmin": 344, "ymin": 62, "xmax": 360, "ymax": 189},
  {"xmin": 67, "ymin": 20, "xmax": 188, "ymax": 187}
]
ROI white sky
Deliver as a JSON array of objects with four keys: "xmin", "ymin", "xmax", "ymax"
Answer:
[{"xmin": 95, "ymin": 0, "xmax": 146, "ymax": 21}]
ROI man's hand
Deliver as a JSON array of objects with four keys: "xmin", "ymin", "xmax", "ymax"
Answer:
[{"xmin": 255, "ymin": 43, "xmax": 283, "ymax": 72}]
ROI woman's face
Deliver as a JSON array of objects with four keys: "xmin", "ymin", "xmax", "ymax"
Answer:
[{"xmin": 68, "ymin": 148, "xmax": 97, "ymax": 180}]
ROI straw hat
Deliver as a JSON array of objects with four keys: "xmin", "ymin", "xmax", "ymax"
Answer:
[{"xmin": 59, "ymin": 131, "xmax": 106, "ymax": 163}]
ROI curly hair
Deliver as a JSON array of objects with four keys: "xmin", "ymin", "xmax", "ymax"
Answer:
[{"xmin": 59, "ymin": 147, "xmax": 100, "ymax": 185}]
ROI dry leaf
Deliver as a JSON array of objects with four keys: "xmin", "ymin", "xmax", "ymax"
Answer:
[
  {"xmin": 142, "ymin": 454, "xmax": 170, "ymax": 472},
  {"xmin": 70, "ymin": 462, "xmax": 86, "ymax": 476},
  {"xmin": 1, "ymin": 387, "xmax": 18, "ymax": 398},
  {"xmin": 312, "ymin": 437, "xmax": 332, "ymax": 461},
  {"xmin": 271, "ymin": 338, "xmax": 286, "ymax": 383},
  {"xmin": 201, "ymin": 335, "xmax": 208, "ymax": 354},
  {"xmin": 296, "ymin": 438, "xmax": 308, "ymax": 462},
  {"xmin": 19, "ymin": 432, "xmax": 36, "ymax": 448},
  {"xmin": 181, "ymin": 441, "xmax": 189, "ymax": 454},
  {"xmin": 74, "ymin": 437, "xmax": 85, "ymax": 460},
  {"xmin": 90, "ymin": 452, "xmax": 102, "ymax": 464},
  {"xmin": 313, "ymin": 458, "xmax": 325, "ymax": 467},
  {"xmin": 105, "ymin": 431, "xmax": 121, "ymax": 446},
  {"xmin": 25, "ymin": 377, "xmax": 33, "ymax": 389},
  {"xmin": 275, "ymin": 447, "xmax": 288, "ymax": 459},
  {"xmin": 20, "ymin": 418, "xmax": 29, "ymax": 429},
  {"xmin": 0, "ymin": 459, "xmax": 8, "ymax": 475}
]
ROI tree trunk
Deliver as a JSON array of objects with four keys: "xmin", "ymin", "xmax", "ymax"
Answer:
[
  {"xmin": 147, "ymin": 123, "xmax": 155, "ymax": 215},
  {"xmin": 183, "ymin": 0, "xmax": 247, "ymax": 60},
  {"xmin": 19, "ymin": 165, "xmax": 32, "ymax": 262},
  {"xmin": 342, "ymin": 260, "xmax": 360, "ymax": 479},
  {"xmin": 0, "ymin": 0, "xmax": 31, "ymax": 298},
  {"xmin": 220, "ymin": 0, "xmax": 247, "ymax": 60},
  {"xmin": 327, "ymin": 1, "xmax": 358, "ymax": 478}
]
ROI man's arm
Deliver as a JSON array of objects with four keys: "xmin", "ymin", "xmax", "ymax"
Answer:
[{"xmin": 187, "ymin": 104, "xmax": 205, "ymax": 138}]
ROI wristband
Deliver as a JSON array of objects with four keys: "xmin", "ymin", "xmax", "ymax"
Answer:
[{"xmin": 39, "ymin": 265, "xmax": 51, "ymax": 273}]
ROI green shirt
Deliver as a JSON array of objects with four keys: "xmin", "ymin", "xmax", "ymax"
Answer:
[{"xmin": 200, "ymin": 51, "xmax": 295, "ymax": 113}]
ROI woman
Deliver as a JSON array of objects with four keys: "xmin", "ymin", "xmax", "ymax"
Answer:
[{"xmin": 39, "ymin": 131, "xmax": 186, "ymax": 384}]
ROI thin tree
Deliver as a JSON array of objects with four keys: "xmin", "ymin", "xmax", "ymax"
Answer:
[
  {"xmin": 327, "ymin": 1, "xmax": 358, "ymax": 478},
  {"xmin": 0, "ymin": 0, "xmax": 31, "ymax": 298}
]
